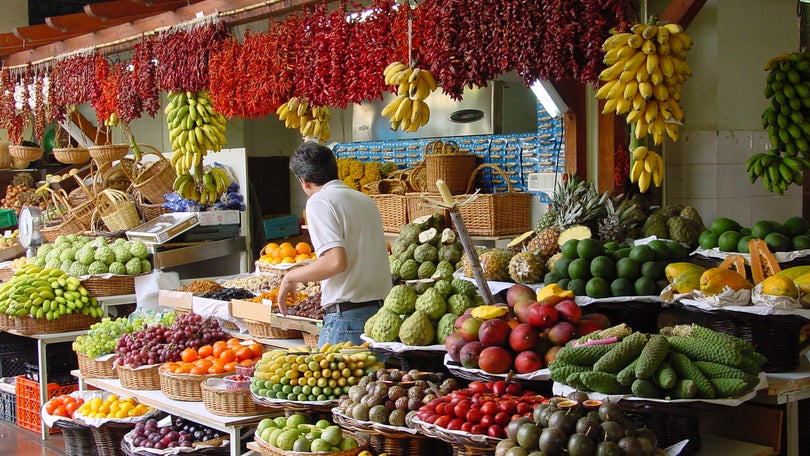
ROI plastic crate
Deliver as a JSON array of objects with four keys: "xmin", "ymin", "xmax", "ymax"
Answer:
[
  {"xmin": 0, "ymin": 331, "xmax": 35, "ymax": 353},
  {"xmin": 0, "ymin": 209, "xmax": 16, "ymax": 228},
  {"xmin": 15, "ymin": 375, "xmax": 78, "ymax": 434},
  {"xmin": 0, "ymin": 350, "xmax": 36, "ymax": 378},
  {"xmin": 0, "ymin": 389, "xmax": 15, "ymax": 422},
  {"xmin": 24, "ymin": 362, "xmax": 79, "ymax": 386}
]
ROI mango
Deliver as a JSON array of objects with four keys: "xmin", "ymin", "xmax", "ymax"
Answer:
[
  {"xmin": 761, "ymin": 275, "xmax": 799, "ymax": 298},
  {"xmin": 776, "ymin": 265, "xmax": 810, "ymax": 280},
  {"xmin": 665, "ymin": 262, "xmax": 705, "ymax": 283},
  {"xmin": 671, "ymin": 267, "xmax": 704, "ymax": 294}
]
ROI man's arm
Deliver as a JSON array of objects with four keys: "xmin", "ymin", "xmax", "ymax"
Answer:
[{"xmin": 276, "ymin": 247, "xmax": 347, "ymax": 314}]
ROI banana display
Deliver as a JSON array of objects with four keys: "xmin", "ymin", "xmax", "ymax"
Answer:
[
  {"xmin": 596, "ymin": 22, "xmax": 692, "ymax": 145},
  {"xmin": 103, "ymin": 112, "xmax": 119, "ymax": 128},
  {"xmin": 172, "ymin": 166, "xmax": 231, "ymax": 205},
  {"xmin": 166, "ymin": 90, "xmax": 227, "ymax": 177},
  {"xmin": 275, "ymin": 97, "xmax": 331, "ymax": 143},
  {"xmin": 381, "ymin": 61, "xmax": 438, "ymax": 132},
  {"xmin": 629, "ymin": 146, "xmax": 664, "ymax": 193},
  {"xmin": 750, "ymin": 52, "xmax": 810, "ymax": 193},
  {"xmin": 0, "ymin": 264, "xmax": 103, "ymax": 320},
  {"xmin": 745, "ymin": 149, "xmax": 810, "ymax": 194}
]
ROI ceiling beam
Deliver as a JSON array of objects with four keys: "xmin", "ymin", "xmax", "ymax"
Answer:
[
  {"xmin": 660, "ymin": 0, "xmax": 707, "ymax": 29},
  {"xmin": 84, "ymin": 0, "xmax": 202, "ymax": 21}
]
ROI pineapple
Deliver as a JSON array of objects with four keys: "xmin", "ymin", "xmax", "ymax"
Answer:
[
  {"xmin": 552, "ymin": 174, "xmax": 610, "ymax": 230},
  {"xmin": 526, "ymin": 227, "xmax": 561, "ymax": 259},
  {"xmin": 508, "ymin": 251, "xmax": 546, "ymax": 284},
  {"xmin": 533, "ymin": 210, "xmax": 557, "ymax": 232},
  {"xmin": 597, "ymin": 196, "xmax": 644, "ymax": 244},
  {"xmin": 478, "ymin": 248, "xmax": 513, "ymax": 282}
]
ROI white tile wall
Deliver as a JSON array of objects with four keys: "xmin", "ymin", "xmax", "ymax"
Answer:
[{"xmin": 665, "ymin": 129, "xmax": 802, "ymax": 227}]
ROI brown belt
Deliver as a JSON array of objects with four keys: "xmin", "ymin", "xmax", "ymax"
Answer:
[{"xmin": 324, "ymin": 300, "xmax": 383, "ymax": 315}]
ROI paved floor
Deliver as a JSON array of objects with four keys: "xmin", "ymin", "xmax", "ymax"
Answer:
[{"xmin": 0, "ymin": 420, "xmax": 66, "ymax": 456}]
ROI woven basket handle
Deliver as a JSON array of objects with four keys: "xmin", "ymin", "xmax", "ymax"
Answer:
[
  {"xmin": 464, "ymin": 164, "xmax": 513, "ymax": 194},
  {"xmin": 120, "ymin": 144, "xmax": 166, "ymax": 182}
]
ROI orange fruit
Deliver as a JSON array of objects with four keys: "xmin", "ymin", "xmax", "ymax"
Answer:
[
  {"xmin": 236, "ymin": 346, "xmax": 254, "ymax": 362},
  {"xmin": 294, "ymin": 253, "xmax": 311, "ymax": 263},
  {"xmin": 45, "ymin": 401, "xmax": 57, "ymax": 415},
  {"xmin": 263, "ymin": 243, "xmax": 280, "ymax": 255},
  {"xmin": 190, "ymin": 366, "xmax": 208, "ymax": 375},
  {"xmin": 54, "ymin": 406, "xmax": 67, "ymax": 417},
  {"xmin": 282, "ymin": 257, "xmax": 295, "ymax": 264},
  {"xmin": 295, "ymin": 242, "xmax": 312, "ymax": 255},
  {"xmin": 279, "ymin": 245, "xmax": 297, "ymax": 259},
  {"xmin": 181, "ymin": 348, "xmax": 198, "ymax": 363},
  {"xmin": 224, "ymin": 361, "xmax": 238, "ymax": 372},
  {"xmin": 219, "ymin": 349, "xmax": 236, "ymax": 363},
  {"xmin": 248, "ymin": 343, "xmax": 264, "ymax": 358},
  {"xmin": 198, "ymin": 345, "xmax": 213, "ymax": 358}
]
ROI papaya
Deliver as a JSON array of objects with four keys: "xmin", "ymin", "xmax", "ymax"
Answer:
[
  {"xmin": 671, "ymin": 267, "xmax": 704, "ymax": 294},
  {"xmin": 665, "ymin": 262, "xmax": 705, "ymax": 283},
  {"xmin": 760, "ymin": 275, "xmax": 799, "ymax": 298},
  {"xmin": 794, "ymin": 273, "xmax": 810, "ymax": 307},
  {"xmin": 776, "ymin": 265, "xmax": 810, "ymax": 280},
  {"xmin": 748, "ymin": 239, "xmax": 781, "ymax": 284},
  {"xmin": 470, "ymin": 305, "xmax": 509, "ymax": 320},
  {"xmin": 699, "ymin": 267, "xmax": 754, "ymax": 296}
]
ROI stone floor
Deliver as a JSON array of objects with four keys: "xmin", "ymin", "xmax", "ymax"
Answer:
[{"xmin": 0, "ymin": 419, "xmax": 66, "ymax": 456}]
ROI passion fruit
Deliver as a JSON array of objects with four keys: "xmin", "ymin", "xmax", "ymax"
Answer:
[
  {"xmin": 600, "ymin": 421, "xmax": 624, "ymax": 442},
  {"xmin": 598, "ymin": 401, "xmax": 625, "ymax": 422},
  {"xmin": 618, "ymin": 437, "xmax": 644, "ymax": 456},
  {"xmin": 567, "ymin": 390, "xmax": 590, "ymax": 403},
  {"xmin": 538, "ymin": 427, "xmax": 567, "ymax": 455},
  {"xmin": 516, "ymin": 422, "xmax": 541, "ymax": 450},
  {"xmin": 575, "ymin": 415, "xmax": 601, "ymax": 440},
  {"xmin": 582, "ymin": 399, "xmax": 603, "ymax": 410},
  {"xmin": 595, "ymin": 440, "xmax": 621, "ymax": 456},
  {"xmin": 547, "ymin": 410, "xmax": 576, "ymax": 435},
  {"xmin": 567, "ymin": 432, "xmax": 596, "ymax": 456},
  {"xmin": 506, "ymin": 417, "xmax": 533, "ymax": 443}
]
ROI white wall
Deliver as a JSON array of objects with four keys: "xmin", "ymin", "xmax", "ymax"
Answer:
[{"xmin": 657, "ymin": 0, "xmax": 802, "ymax": 226}]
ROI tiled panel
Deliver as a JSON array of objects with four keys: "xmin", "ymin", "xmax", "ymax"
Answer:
[
  {"xmin": 717, "ymin": 164, "xmax": 751, "ymax": 198},
  {"xmin": 678, "ymin": 130, "xmax": 719, "ymax": 165},
  {"xmin": 717, "ymin": 130, "xmax": 752, "ymax": 164}
]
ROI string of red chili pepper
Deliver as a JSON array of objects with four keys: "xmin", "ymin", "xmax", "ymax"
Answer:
[
  {"xmin": 32, "ymin": 73, "xmax": 48, "ymax": 144},
  {"xmin": 345, "ymin": 0, "xmax": 396, "ymax": 104},
  {"xmin": 91, "ymin": 56, "xmax": 115, "ymax": 126},
  {"xmin": 208, "ymin": 36, "xmax": 241, "ymax": 118},
  {"xmin": 294, "ymin": 4, "xmax": 331, "ymax": 107},
  {"xmin": 132, "ymin": 37, "xmax": 160, "ymax": 118},
  {"xmin": 48, "ymin": 66, "xmax": 66, "ymax": 124},
  {"xmin": 0, "ymin": 70, "xmax": 15, "ymax": 131},
  {"xmin": 19, "ymin": 67, "xmax": 33, "ymax": 122},
  {"xmin": 154, "ymin": 21, "xmax": 230, "ymax": 93},
  {"xmin": 116, "ymin": 61, "xmax": 143, "ymax": 124},
  {"xmin": 268, "ymin": 13, "xmax": 302, "ymax": 104},
  {"xmin": 417, "ymin": 0, "xmax": 465, "ymax": 101},
  {"xmin": 324, "ymin": 0, "xmax": 351, "ymax": 109},
  {"xmin": 51, "ymin": 52, "xmax": 99, "ymax": 109}
]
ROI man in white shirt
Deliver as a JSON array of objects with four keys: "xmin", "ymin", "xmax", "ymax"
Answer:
[{"xmin": 278, "ymin": 142, "xmax": 392, "ymax": 347}]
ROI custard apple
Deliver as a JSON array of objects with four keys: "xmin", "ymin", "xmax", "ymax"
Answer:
[
  {"xmin": 417, "ymin": 261, "xmax": 436, "ymax": 279},
  {"xmin": 59, "ymin": 248, "xmax": 77, "ymax": 262},
  {"xmin": 438, "ymin": 243, "xmax": 463, "ymax": 264},
  {"xmin": 125, "ymin": 257, "xmax": 142, "ymax": 275},
  {"xmin": 447, "ymin": 294, "xmax": 473, "ymax": 315},
  {"xmin": 399, "ymin": 259, "xmax": 419, "ymax": 280},
  {"xmin": 415, "ymin": 288, "xmax": 446, "ymax": 321},
  {"xmin": 383, "ymin": 285, "xmax": 417, "ymax": 315},
  {"xmin": 109, "ymin": 262, "xmax": 126, "ymax": 275},
  {"xmin": 113, "ymin": 245, "xmax": 132, "ymax": 264},
  {"xmin": 368, "ymin": 308, "xmax": 403, "ymax": 342},
  {"xmin": 129, "ymin": 240, "xmax": 149, "ymax": 260},
  {"xmin": 95, "ymin": 246, "xmax": 115, "ymax": 265},
  {"xmin": 398, "ymin": 310, "xmax": 435, "ymax": 346},
  {"xmin": 451, "ymin": 278, "xmax": 478, "ymax": 298},
  {"xmin": 140, "ymin": 259, "xmax": 152, "ymax": 273},
  {"xmin": 435, "ymin": 313, "xmax": 458, "ymax": 345},
  {"xmin": 76, "ymin": 246, "xmax": 95, "ymax": 266},
  {"xmin": 413, "ymin": 244, "xmax": 438, "ymax": 263},
  {"xmin": 433, "ymin": 279, "xmax": 453, "ymax": 298},
  {"xmin": 432, "ymin": 260, "xmax": 455, "ymax": 280},
  {"xmin": 88, "ymin": 261, "xmax": 109, "ymax": 275}
]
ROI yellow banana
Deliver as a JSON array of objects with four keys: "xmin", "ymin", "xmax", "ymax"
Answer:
[
  {"xmin": 595, "ymin": 79, "xmax": 619, "ymax": 99},
  {"xmin": 638, "ymin": 169, "xmax": 652, "ymax": 192},
  {"xmin": 646, "ymin": 53, "xmax": 659, "ymax": 75},
  {"xmin": 394, "ymin": 97, "xmax": 412, "ymax": 122},
  {"xmin": 623, "ymin": 80, "xmax": 639, "ymax": 100},
  {"xmin": 631, "ymin": 146, "xmax": 648, "ymax": 161},
  {"xmin": 421, "ymin": 69, "xmax": 438, "ymax": 91},
  {"xmin": 641, "ymin": 39, "xmax": 657, "ymax": 55},
  {"xmin": 630, "ymin": 160, "xmax": 644, "ymax": 182},
  {"xmin": 408, "ymin": 67, "xmax": 421, "ymax": 84},
  {"xmin": 602, "ymin": 98, "xmax": 618, "ymax": 114},
  {"xmin": 381, "ymin": 97, "xmax": 403, "ymax": 117},
  {"xmin": 638, "ymin": 81, "xmax": 653, "ymax": 99},
  {"xmin": 644, "ymin": 154, "xmax": 658, "ymax": 173}
]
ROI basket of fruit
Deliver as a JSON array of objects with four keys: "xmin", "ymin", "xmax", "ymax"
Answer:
[
  {"xmin": 331, "ymin": 408, "xmax": 448, "ymax": 456},
  {"xmin": 117, "ymin": 364, "xmax": 162, "ymax": 390},
  {"xmin": 0, "ymin": 311, "xmax": 15, "ymax": 331},
  {"xmin": 202, "ymin": 377, "xmax": 270, "ymax": 417},
  {"xmin": 14, "ymin": 311, "xmax": 102, "ymax": 335},
  {"xmin": 74, "ymin": 316, "xmax": 135, "ymax": 379},
  {"xmin": 41, "ymin": 393, "xmax": 96, "ymax": 456},
  {"xmin": 159, "ymin": 366, "xmax": 231, "ymax": 402},
  {"xmin": 254, "ymin": 413, "xmax": 368, "ymax": 456},
  {"xmin": 121, "ymin": 417, "xmax": 231, "ymax": 455},
  {"xmin": 77, "ymin": 352, "xmax": 117, "ymax": 379},
  {"xmin": 73, "ymin": 393, "xmax": 157, "ymax": 456},
  {"xmin": 80, "ymin": 274, "xmax": 137, "ymax": 297},
  {"xmin": 88, "ymin": 143, "xmax": 129, "ymax": 163}
]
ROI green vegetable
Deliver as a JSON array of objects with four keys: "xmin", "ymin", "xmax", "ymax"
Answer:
[
  {"xmin": 667, "ymin": 379, "xmax": 697, "ymax": 399},
  {"xmin": 635, "ymin": 335, "xmax": 670, "ymax": 379},
  {"xmin": 665, "ymin": 335, "xmax": 742, "ymax": 366},
  {"xmin": 709, "ymin": 378, "xmax": 751, "ymax": 398},
  {"xmin": 653, "ymin": 361, "xmax": 677, "ymax": 390},
  {"xmin": 579, "ymin": 371, "xmax": 626, "ymax": 395},
  {"xmin": 555, "ymin": 342, "xmax": 617, "ymax": 367},
  {"xmin": 592, "ymin": 332, "xmax": 648, "ymax": 373},
  {"xmin": 631, "ymin": 379, "xmax": 661, "ymax": 398},
  {"xmin": 548, "ymin": 361, "xmax": 592, "ymax": 384},
  {"xmin": 668, "ymin": 351, "xmax": 715, "ymax": 399}
]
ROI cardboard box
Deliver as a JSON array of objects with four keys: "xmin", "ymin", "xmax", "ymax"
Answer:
[
  {"xmin": 231, "ymin": 299, "xmax": 273, "ymax": 323},
  {"xmin": 158, "ymin": 290, "xmax": 193, "ymax": 310},
  {"xmin": 195, "ymin": 210, "xmax": 242, "ymax": 226},
  {"xmin": 264, "ymin": 214, "xmax": 300, "ymax": 240}
]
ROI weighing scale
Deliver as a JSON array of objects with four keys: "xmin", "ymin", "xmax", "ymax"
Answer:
[{"xmin": 17, "ymin": 206, "xmax": 44, "ymax": 258}]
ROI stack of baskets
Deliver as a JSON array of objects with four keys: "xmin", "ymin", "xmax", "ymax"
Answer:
[
  {"xmin": 40, "ymin": 187, "xmax": 96, "ymax": 242},
  {"xmin": 94, "ymin": 189, "xmax": 141, "ymax": 232},
  {"xmin": 243, "ymin": 319, "xmax": 302, "ymax": 340},
  {"xmin": 117, "ymin": 364, "xmax": 161, "ymax": 391},
  {"xmin": 158, "ymin": 365, "xmax": 230, "ymax": 402},
  {"xmin": 201, "ymin": 377, "xmax": 270, "ymax": 417},
  {"xmin": 88, "ymin": 144, "xmax": 129, "ymax": 164}
]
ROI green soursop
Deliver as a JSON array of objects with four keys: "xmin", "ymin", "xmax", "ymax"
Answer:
[
  {"xmin": 642, "ymin": 213, "xmax": 669, "ymax": 239},
  {"xmin": 413, "ymin": 244, "xmax": 438, "ymax": 263},
  {"xmin": 61, "ymin": 260, "xmax": 74, "ymax": 272},
  {"xmin": 451, "ymin": 278, "xmax": 478, "ymax": 298},
  {"xmin": 435, "ymin": 313, "xmax": 458, "ymax": 344},
  {"xmin": 417, "ymin": 261, "xmax": 436, "ymax": 279},
  {"xmin": 398, "ymin": 310, "xmax": 435, "ymax": 346},
  {"xmin": 69, "ymin": 262, "xmax": 88, "ymax": 277},
  {"xmin": 59, "ymin": 247, "xmax": 77, "ymax": 262},
  {"xmin": 432, "ymin": 260, "xmax": 455, "ymax": 280},
  {"xmin": 447, "ymin": 294, "xmax": 473, "ymax": 315},
  {"xmin": 109, "ymin": 262, "xmax": 126, "ymax": 275},
  {"xmin": 414, "ymin": 288, "xmax": 446, "ymax": 321},
  {"xmin": 389, "ymin": 257, "xmax": 402, "ymax": 279},
  {"xmin": 140, "ymin": 259, "xmax": 152, "ymax": 273},
  {"xmin": 368, "ymin": 308, "xmax": 403, "ymax": 342},
  {"xmin": 667, "ymin": 216, "xmax": 699, "ymax": 248},
  {"xmin": 76, "ymin": 246, "xmax": 95, "ymax": 266},
  {"xmin": 433, "ymin": 279, "xmax": 453, "ymax": 298},
  {"xmin": 438, "ymin": 243, "xmax": 463, "ymax": 264},
  {"xmin": 113, "ymin": 245, "xmax": 132, "ymax": 264},
  {"xmin": 125, "ymin": 257, "xmax": 142, "ymax": 275},
  {"xmin": 95, "ymin": 246, "xmax": 116, "ymax": 265},
  {"xmin": 397, "ymin": 224, "xmax": 422, "ymax": 245},
  {"xmin": 129, "ymin": 240, "xmax": 149, "ymax": 260},
  {"xmin": 383, "ymin": 285, "xmax": 417, "ymax": 315},
  {"xmin": 399, "ymin": 244, "xmax": 417, "ymax": 263},
  {"xmin": 399, "ymin": 259, "xmax": 419, "ymax": 280},
  {"xmin": 88, "ymin": 261, "xmax": 109, "ymax": 275}
]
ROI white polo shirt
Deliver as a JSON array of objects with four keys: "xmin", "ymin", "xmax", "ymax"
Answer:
[{"xmin": 305, "ymin": 180, "xmax": 392, "ymax": 306}]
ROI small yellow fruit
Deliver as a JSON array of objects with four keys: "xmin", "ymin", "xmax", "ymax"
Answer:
[{"xmin": 761, "ymin": 275, "xmax": 799, "ymax": 298}]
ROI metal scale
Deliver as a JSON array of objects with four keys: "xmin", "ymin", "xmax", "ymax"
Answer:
[{"xmin": 17, "ymin": 206, "xmax": 44, "ymax": 258}]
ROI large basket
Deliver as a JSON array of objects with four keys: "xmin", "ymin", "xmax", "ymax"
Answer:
[
  {"xmin": 80, "ymin": 274, "xmax": 136, "ymax": 297},
  {"xmin": 159, "ymin": 367, "xmax": 230, "ymax": 402},
  {"xmin": 53, "ymin": 147, "xmax": 91, "ymax": 165},
  {"xmin": 8, "ymin": 144, "xmax": 44, "ymax": 162},
  {"xmin": 370, "ymin": 194, "xmax": 408, "ymax": 233},
  {"xmin": 405, "ymin": 193, "xmax": 450, "ymax": 227},
  {"xmin": 424, "ymin": 141, "xmax": 476, "ymax": 194},
  {"xmin": 0, "ymin": 312, "xmax": 14, "ymax": 331},
  {"xmin": 122, "ymin": 145, "xmax": 176, "ymax": 204},
  {"xmin": 302, "ymin": 332, "xmax": 319, "ymax": 349},
  {"xmin": 619, "ymin": 400, "xmax": 703, "ymax": 456},
  {"xmin": 254, "ymin": 429, "xmax": 367, "ymax": 456},
  {"xmin": 454, "ymin": 164, "xmax": 532, "ymax": 236},
  {"xmin": 411, "ymin": 417, "xmax": 499, "ymax": 456},
  {"xmin": 53, "ymin": 419, "xmax": 99, "ymax": 456},
  {"xmin": 332, "ymin": 408, "xmax": 450, "ymax": 456},
  {"xmin": 13, "ymin": 312, "xmax": 100, "ymax": 335},
  {"xmin": 139, "ymin": 201, "xmax": 171, "ymax": 221},
  {"xmin": 88, "ymin": 144, "xmax": 129, "ymax": 163},
  {"xmin": 40, "ymin": 217, "xmax": 87, "ymax": 243},
  {"xmin": 95, "ymin": 189, "xmax": 141, "ymax": 232},
  {"xmin": 77, "ymin": 352, "xmax": 117, "ymax": 379},
  {"xmin": 116, "ymin": 364, "xmax": 161, "ymax": 390},
  {"xmin": 201, "ymin": 377, "xmax": 270, "ymax": 416},
  {"xmin": 244, "ymin": 319, "xmax": 302, "ymax": 339},
  {"xmin": 91, "ymin": 420, "xmax": 138, "ymax": 456}
]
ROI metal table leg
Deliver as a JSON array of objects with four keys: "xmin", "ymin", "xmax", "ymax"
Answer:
[{"xmin": 37, "ymin": 338, "xmax": 48, "ymax": 440}]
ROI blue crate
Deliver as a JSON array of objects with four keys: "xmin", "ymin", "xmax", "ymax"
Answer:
[
  {"xmin": 0, "ymin": 388, "xmax": 14, "ymax": 423},
  {"xmin": 263, "ymin": 215, "xmax": 300, "ymax": 240}
]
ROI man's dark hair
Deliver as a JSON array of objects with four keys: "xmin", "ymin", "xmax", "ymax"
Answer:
[{"xmin": 290, "ymin": 142, "xmax": 339, "ymax": 185}]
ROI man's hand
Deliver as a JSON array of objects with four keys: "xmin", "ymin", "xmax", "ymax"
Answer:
[{"xmin": 277, "ymin": 277, "xmax": 297, "ymax": 316}]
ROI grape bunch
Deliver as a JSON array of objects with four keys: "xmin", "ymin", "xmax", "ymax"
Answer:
[
  {"xmin": 129, "ymin": 311, "xmax": 177, "ymax": 332},
  {"xmin": 73, "ymin": 317, "xmax": 133, "ymax": 359},
  {"xmin": 130, "ymin": 417, "xmax": 222, "ymax": 450},
  {"xmin": 115, "ymin": 312, "xmax": 228, "ymax": 368}
]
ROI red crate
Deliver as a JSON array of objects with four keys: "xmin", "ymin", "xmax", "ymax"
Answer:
[{"xmin": 14, "ymin": 375, "xmax": 78, "ymax": 434}]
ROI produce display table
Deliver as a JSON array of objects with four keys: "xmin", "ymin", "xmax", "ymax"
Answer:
[
  {"xmin": 227, "ymin": 331, "xmax": 306, "ymax": 350},
  {"xmin": 3, "ymin": 329, "xmax": 87, "ymax": 440},
  {"xmin": 758, "ymin": 355, "xmax": 810, "ymax": 456},
  {"xmin": 96, "ymin": 294, "xmax": 136, "ymax": 317},
  {"xmin": 73, "ymin": 370, "xmax": 265, "ymax": 456}
]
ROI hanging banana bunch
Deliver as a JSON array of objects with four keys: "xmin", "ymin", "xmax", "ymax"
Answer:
[
  {"xmin": 629, "ymin": 145, "xmax": 664, "ymax": 193},
  {"xmin": 276, "ymin": 97, "xmax": 331, "ymax": 143},
  {"xmin": 595, "ymin": 21, "xmax": 692, "ymax": 145},
  {"xmin": 167, "ymin": 90, "xmax": 227, "ymax": 180},
  {"xmin": 172, "ymin": 166, "xmax": 231, "ymax": 205},
  {"xmin": 749, "ymin": 52, "xmax": 810, "ymax": 194},
  {"xmin": 381, "ymin": 61, "xmax": 438, "ymax": 132}
]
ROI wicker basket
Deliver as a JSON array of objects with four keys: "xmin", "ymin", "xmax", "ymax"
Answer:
[
  {"xmin": 254, "ymin": 429, "xmax": 367, "ymax": 456},
  {"xmin": 333, "ymin": 409, "xmax": 450, "ymax": 456},
  {"xmin": 302, "ymin": 332, "xmax": 319, "ymax": 349},
  {"xmin": 159, "ymin": 367, "xmax": 230, "ymax": 402},
  {"xmin": 251, "ymin": 391, "xmax": 338, "ymax": 414},
  {"xmin": 117, "ymin": 364, "xmax": 161, "ymax": 390},
  {"xmin": 244, "ymin": 319, "xmax": 302, "ymax": 339},
  {"xmin": 453, "ymin": 164, "xmax": 532, "ymax": 236},
  {"xmin": 411, "ymin": 417, "xmax": 499, "ymax": 456},
  {"xmin": 371, "ymin": 194, "xmax": 408, "ymax": 233},
  {"xmin": 13, "ymin": 312, "xmax": 100, "ymax": 335},
  {"xmin": 405, "ymin": 193, "xmax": 450, "ymax": 226},
  {"xmin": 0, "ymin": 312, "xmax": 13, "ymax": 331},
  {"xmin": 8, "ymin": 144, "xmax": 44, "ymax": 162},
  {"xmin": 53, "ymin": 147, "xmax": 91, "ymax": 165},
  {"xmin": 140, "ymin": 202, "xmax": 171, "ymax": 221},
  {"xmin": 95, "ymin": 189, "xmax": 141, "ymax": 232},
  {"xmin": 201, "ymin": 377, "xmax": 270, "ymax": 416},
  {"xmin": 77, "ymin": 352, "xmax": 117, "ymax": 379},
  {"xmin": 89, "ymin": 144, "xmax": 129, "ymax": 163},
  {"xmin": 41, "ymin": 216, "xmax": 87, "ymax": 243},
  {"xmin": 0, "ymin": 266, "xmax": 14, "ymax": 282},
  {"xmin": 53, "ymin": 419, "xmax": 99, "ymax": 456},
  {"xmin": 122, "ymin": 145, "xmax": 176, "ymax": 204},
  {"xmin": 92, "ymin": 420, "xmax": 138, "ymax": 456},
  {"xmin": 80, "ymin": 274, "xmax": 136, "ymax": 297},
  {"xmin": 619, "ymin": 400, "xmax": 703, "ymax": 456},
  {"xmin": 424, "ymin": 141, "xmax": 476, "ymax": 195}
]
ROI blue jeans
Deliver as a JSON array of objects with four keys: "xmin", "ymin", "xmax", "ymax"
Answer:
[{"xmin": 318, "ymin": 305, "xmax": 380, "ymax": 348}]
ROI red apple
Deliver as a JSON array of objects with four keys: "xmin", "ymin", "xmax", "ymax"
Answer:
[
  {"xmin": 526, "ymin": 302, "xmax": 559, "ymax": 329},
  {"xmin": 547, "ymin": 321, "xmax": 577, "ymax": 346},
  {"xmin": 478, "ymin": 347, "xmax": 513, "ymax": 374},
  {"xmin": 478, "ymin": 319, "xmax": 512, "ymax": 348},
  {"xmin": 514, "ymin": 350, "xmax": 544, "ymax": 374},
  {"xmin": 555, "ymin": 299, "xmax": 582, "ymax": 324},
  {"xmin": 508, "ymin": 323, "xmax": 540, "ymax": 352},
  {"xmin": 506, "ymin": 283, "xmax": 537, "ymax": 308}
]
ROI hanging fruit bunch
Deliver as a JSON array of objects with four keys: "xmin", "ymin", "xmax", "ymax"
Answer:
[
  {"xmin": 596, "ymin": 20, "xmax": 693, "ymax": 193},
  {"xmin": 167, "ymin": 90, "xmax": 228, "ymax": 204},
  {"xmin": 381, "ymin": 62, "xmax": 438, "ymax": 132},
  {"xmin": 746, "ymin": 52, "xmax": 810, "ymax": 194},
  {"xmin": 275, "ymin": 97, "xmax": 331, "ymax": 143}
]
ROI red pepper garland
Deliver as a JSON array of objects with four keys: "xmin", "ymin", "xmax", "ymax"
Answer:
[
  {"xmin": 154, "ymin": 20, "xmax": 230, "ymax": 93},
  {"xmin": 292, "ymin": 4, "xmax": 329, "ymax": 107},
  {"xmin": 208, "ymin": 37, "xmax": 241, "ymax": 119},
  {"xmin": 91, "ymin": 56, "xmax": 116, "ymax": 128},
  {"xmin": 131, "ymin": 37, "xmax": 161, "ymax": 118},
  {"xmin": 265, "ymin": 19, "xmax": 298, "ymax": 109},
  {"xmin": 51, "ymin": 52, "xmax": 100, "ymax": 109},
  {"xmin": 0, "ymin": 70, "xmax": 15, "ymax": 133},
  {"xmin": 345, "ymin": 0, "xmax": 397, "ymax": 104},
  {"xmin": 115, "ymin": 61, "xmax": 142, "ymax": 125}
]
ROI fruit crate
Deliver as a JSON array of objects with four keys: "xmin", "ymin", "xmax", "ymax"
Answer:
[
  {"xmin": 15, "ymin": 375, "xmax": 78, "ymax": 434},
  {"xmin": 22, "ymin": 341, "xmax": 77, "ymax": 385},
  {"xmin": 0, "ymin": 331, "xmax": 36, "ymax": 353},
  {"xmin": 0, "ymin": 383, "xmax": 15, "ymax": 423},
  {"xmin": 0, "ymin": 208, "xmax": 17, "ymax": 228},
  {"xmin": 24, "ymin": 362, "xmax": 77, "ymax": 386},
  {"xmin": 0, "ymin": 350, "xmax": 36, "ymax": 378}
]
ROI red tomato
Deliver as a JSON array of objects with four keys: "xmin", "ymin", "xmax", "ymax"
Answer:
[
  {"xmin": 479, "ymin": 414, "xmax": 494, "ymax": 428},
  {"xmin": 454, "ymin": 400, "xmax": 471, "ymax": 419},
  {"xmin": 494, "ymin": 412, "xmax": 511, "ymax": 427},
  {"xmin": 433, "ymin": 415, "xmax": 452, "ymax": 429},
  {"xmin": 480, "ymin": 401, "xmax": 498, "ymax": 416},
  {"xmin": 498, "ymin": 400, "xmax": 517, "ymax": 415},
  {"xmin": 487, "ymin": 424, "xmax": 505, "ymax": 438},
  {"xmin": 466, "ymin": 408, "xmax": 483, "ymax": 424},
  {"xmin": 460, "ymin": 421, "xmax": 474, "ymax": 433},
  {"xmin": 468, "ymin": 381, "xmax": 489, "ymax": 394}
]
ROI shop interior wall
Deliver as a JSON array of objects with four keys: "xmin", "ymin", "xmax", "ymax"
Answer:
[{"xmin": 656, "ymin": 0, "xmax": 802, "ymax": 226}]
